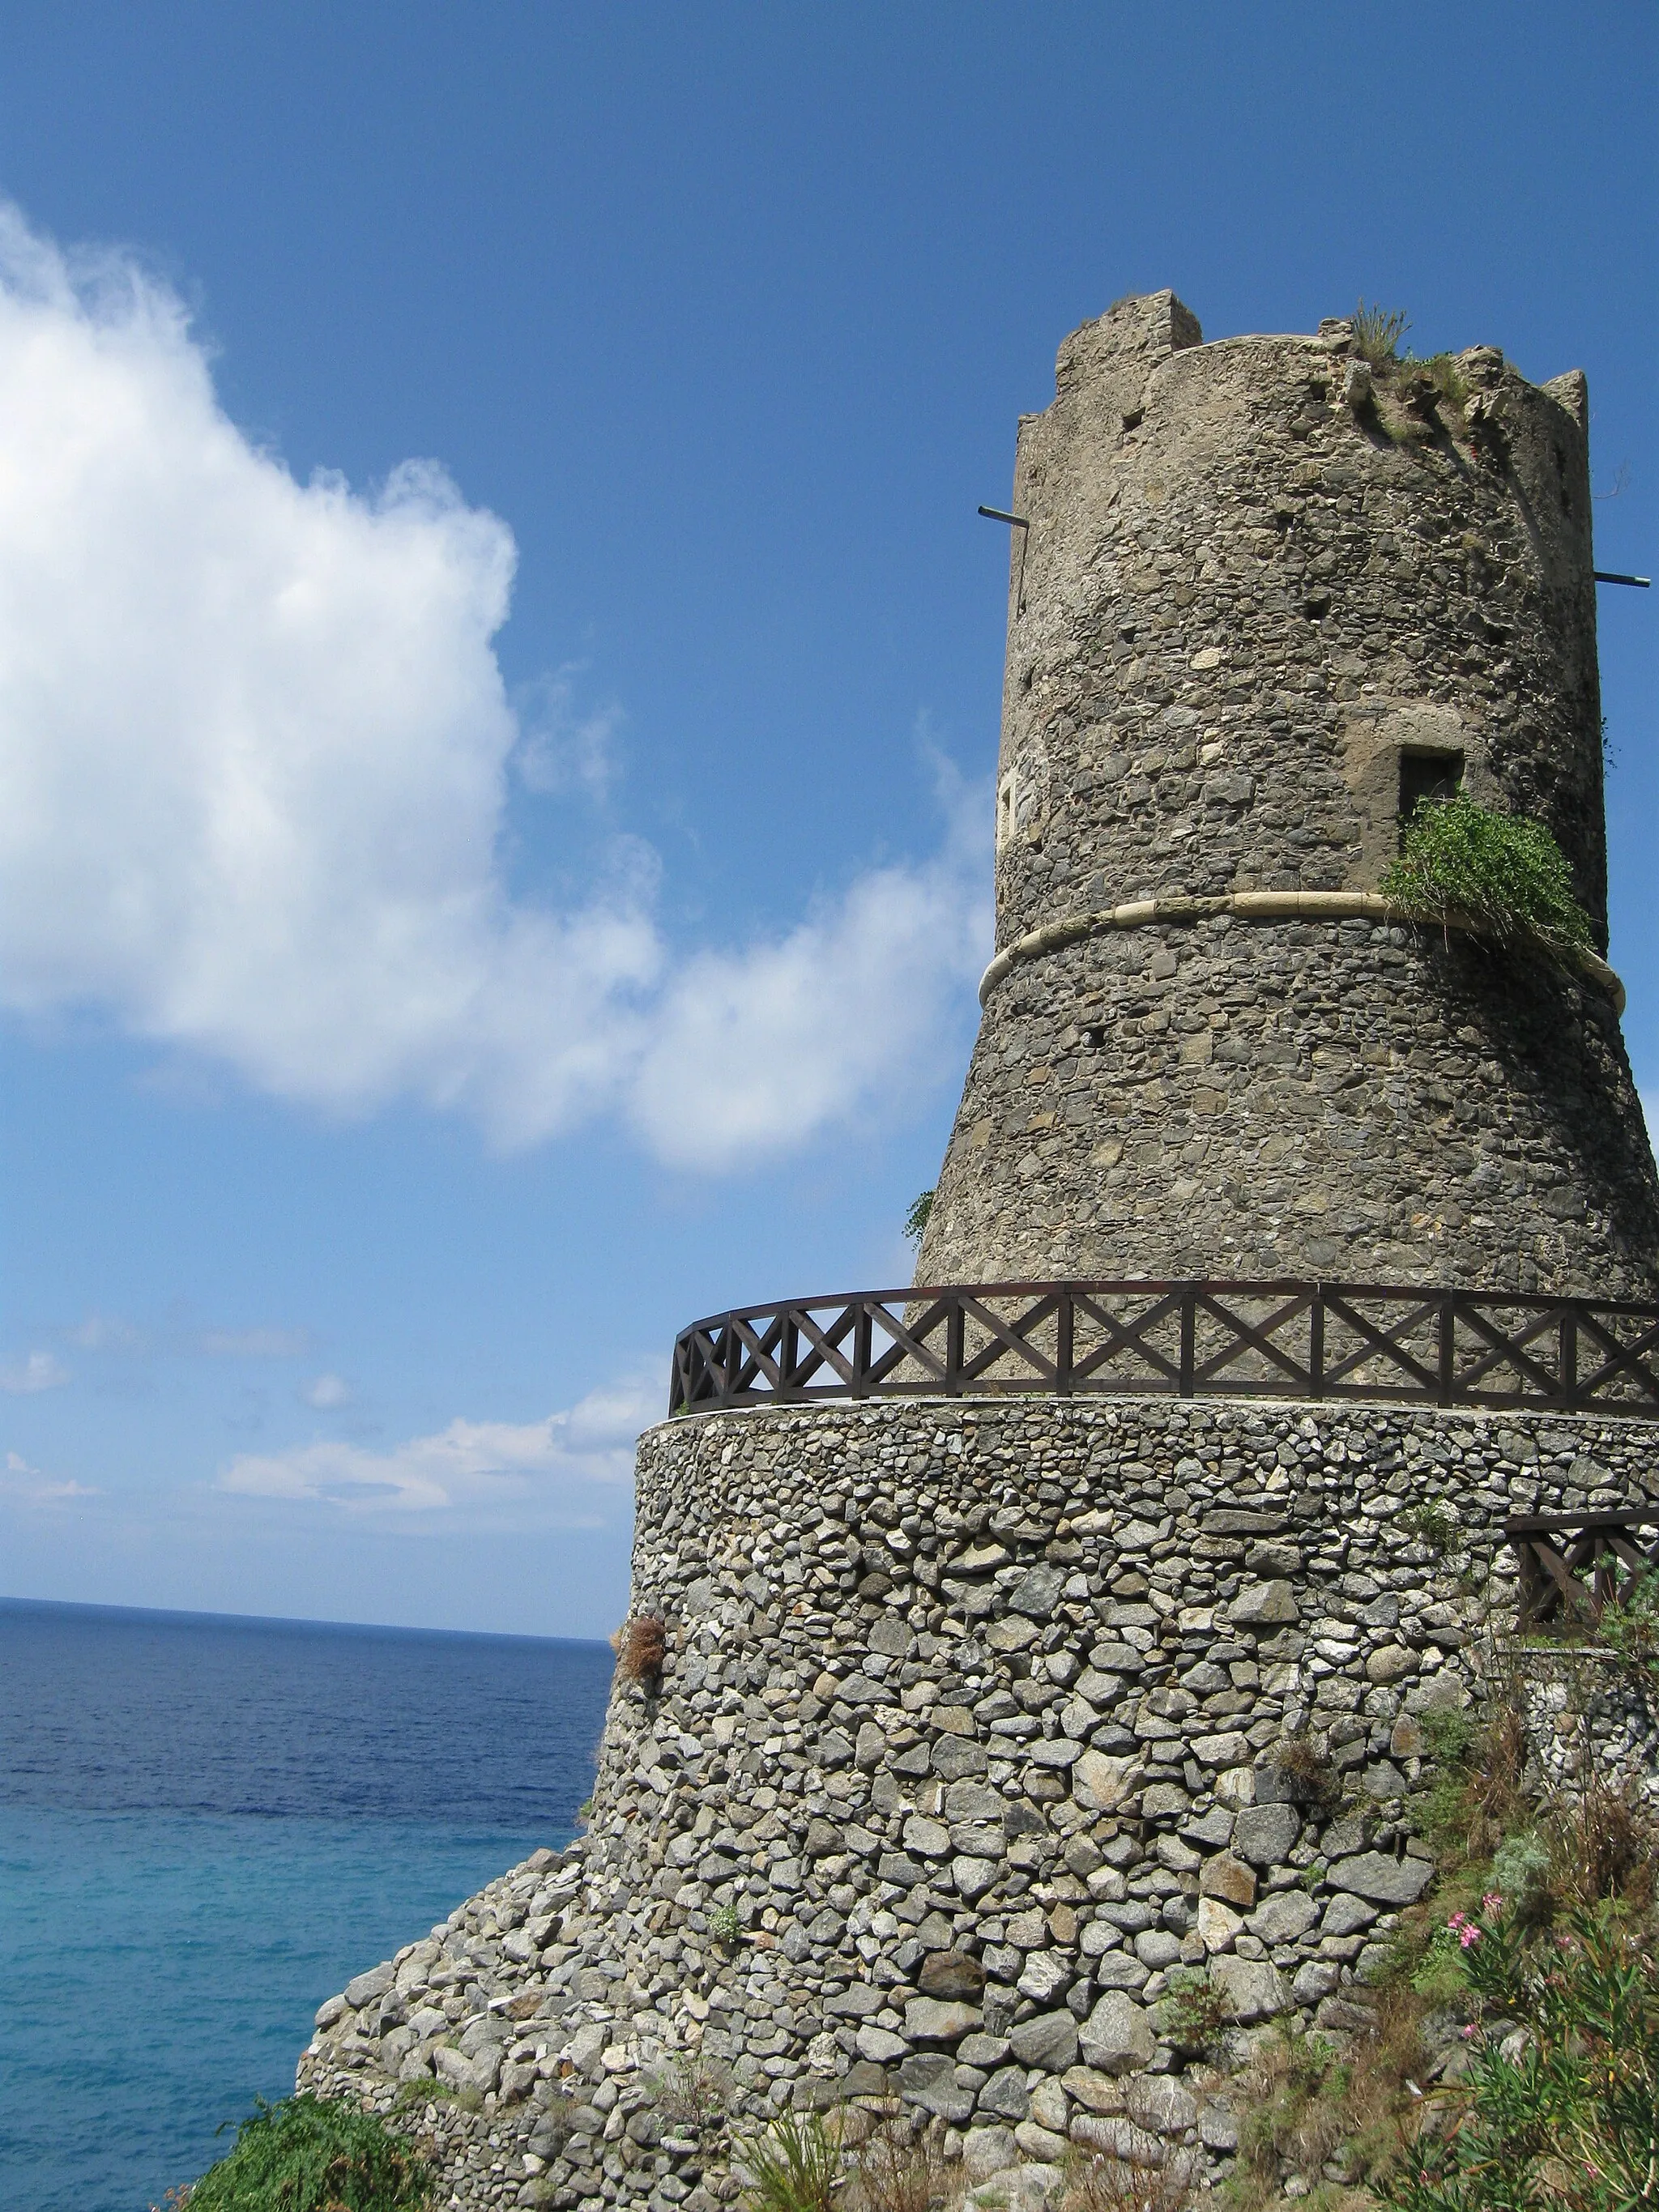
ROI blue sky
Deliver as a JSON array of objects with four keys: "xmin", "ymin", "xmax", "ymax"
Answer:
[{"xmin": 1, "ymin": 2, "xmax": 1654, "ymax": 1638}]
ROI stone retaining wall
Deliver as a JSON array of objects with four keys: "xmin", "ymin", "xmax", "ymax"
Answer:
[{"xmin": 301, "ymin": 1393, "xmax": 1659, "ymax": 2209}]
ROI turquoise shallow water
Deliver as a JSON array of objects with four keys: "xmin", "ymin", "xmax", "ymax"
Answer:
[{"xmin": 0, "ymin": 1598, "xmax": 612, "ymax": 2211}]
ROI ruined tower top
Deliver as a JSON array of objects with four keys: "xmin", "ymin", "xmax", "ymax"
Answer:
[{"xmin": 917, "ymin": 292, "xmax": 1659, "ymax": 1297}]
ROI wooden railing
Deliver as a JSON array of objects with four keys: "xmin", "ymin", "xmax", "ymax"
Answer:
[
  {"xmin": 670, "ymin": 1279, "xmax": 1659, "ymax": 1419},
  {"xmin": 1506, "ymin": 1511, "xmax": 1659, "ymax": 1630}
]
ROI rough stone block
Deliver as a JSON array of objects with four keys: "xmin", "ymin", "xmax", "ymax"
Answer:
[
  {"xmin": 963, "ymin": 2127, "xmax": 1019, "ymax": 2181},
  {"xmin": 945, "ymin": 1782, "xmax": 1005, "ymax": 1823},
  {"xmin": 1321, "ymin": 1893, "xmax": 1379, "ymax": 1937},
  {"xmin": 1247, "ymin": 1889, "xmax": 1320, "ymax": 1944},
  {"xmin": 1196, "ymin": 1896, "xmax": 1242, "ymax": 1952},
  {"xmin": 905, "ymin": 1997, "xmax": 980, "ymax": 2043},
  {"xmin": 1209, "ymin": 1954, "xmax": 1289, "ymax": 2022},
  {"xmin": 1092, "ymin": 1950, "xmax": 1151, "ymax": 1991},
  {"xmin": 952, "ymin": 1855, "xmax": 1000, "ymax": 1901},
  {"xmin": 1014, "ymin": 2120, "xmax": 1068, "ymax": 2163},
  {"xmin": 1290, "ymin": 1960, "xmax": 1341, "ymax": 2005},
  {"xmin": 904, "ymin": 1815, "xmax": 952, "ymax": 1858},
  {"xmin": 920, "ymin": 1950, "xmax": 987, "ymax": 2000},
  {"xmin": 1181, "ymin": 1808, "xmax": 1235, "ymax": 1849},
  {"xmin": 1229, "ymin": 1581, "xmax": 1300, "ymax": 1626},
  {"xmin": 1328, "ymin": 1850, "xmax": 1435, "ymax": 1906},
  {"xmin": 1073, "ymin": 1750, "xmax": 1144, "ymax": 1812},
  {"xmin": 1140, "ymin": 1783, "xmax": 1189, "ymax": 1821},
  {"xmin": 1010, "ymin": 2010, "xmax": 1080, "ymax": 2073},
  {"xmin": 1017, "ymin": 1952, "xmax": 1072, "ymax": 2004},
  {"xmin": 1069, "ymin": 2115, "xmax": 1163, "ymax": 2166},
  {"xmin": 1232, "ymin": 1801, "xmax": 1300, "ymax": 1866},
  {"xmin": 856, "ymin": 2024, "xmax": 908, "ymax": 2064},
  {"xmin": 1191, "ymin": 1730, "xmax": 1252, "ymax": 1768},
  {"xmin": 1010, "ymin": 1566, "xmax": 1067, "ymax": 1618},
  {"xmin": 344, "ymin": 1963, "xmax": 394, "ymax": 2010},
  {"xmin": 1132, "ymin": 2078, "xmax": 1197, "ymax": 2134},
  {"xmin": 1197, "ymin": 2103, "xmax": 1239, "ymax": 2152},
  {"xmin": 1079, "ymin": 1992, "xmax": 1156, "ymax": 2075},
  {"xmin": 898, "ymin": 2052, "xmax": 976, "ymax": 2122},
  {"xmin": 1198, "ymin": 1851, "xmax": 1257, "ymax": 1907},
  {"xmin": 977, "ymin": 2065, "xmax": 1030, "ymax": 2122}
]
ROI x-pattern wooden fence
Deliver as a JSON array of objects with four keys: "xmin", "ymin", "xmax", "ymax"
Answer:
[
  {"xmin": 1505, "ymin": 1511, "xmax": 1659, "ymax": 1630},
  {"xmin": 670, "ymin": 1279, "xmax": 1659, "ymax": 1419}
]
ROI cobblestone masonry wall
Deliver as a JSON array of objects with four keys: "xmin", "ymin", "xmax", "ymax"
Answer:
[
  {"xmin": 915, "ymin": 292, "xmax": 1659, "ymax": 1291},
  {"xmin": 302, "ymin": 1395, "xmax": 1659, "ymax": 2209},
  {"xmin": 920, "ymin": 914, "xmax": 1659, "ymax": 1295}
]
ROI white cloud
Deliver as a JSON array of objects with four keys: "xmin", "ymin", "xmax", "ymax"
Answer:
[
  {"xmin": 1, "ymin": 1349, "xmax": 70, "ymax": 1393},
  {"xmin": 301, "ymin": 1372, "xmax": 352, "ymax": 1409},
  {"xmin": 2, "ymin": 1447, "xmax": 98, "ymax": 1502},
  {"xmin": 514, "ymin": 666, "xmax": 624, "ymax": 799},
  {"xmin": 0, "ymin": 205, "xmax": 989, "ymax": 1164},
  {"xmin": 220, "ymin": 1370, "xmax": 656, "ymax": 1522}
]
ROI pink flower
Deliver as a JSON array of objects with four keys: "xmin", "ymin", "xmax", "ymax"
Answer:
[
  {"xmin": 1482, "ymin": 1892, "xmax": 1503, "ymax": 1915},
  {"xmin": 1459, "ymin": 1924, "xmax": 1482, "ymax": 1949}
]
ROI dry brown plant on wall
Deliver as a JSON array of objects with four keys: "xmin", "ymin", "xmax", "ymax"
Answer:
[
  {"xmin": 1550, "ymin": 1773, "xmax": 1658, "ymax": 1910},
  {"xmin": 612, "ymin": 1612, "xmax": 667, "ymax": 1682},
  {"xmin": 1059, "ymin": 2143, "xmax": 1197, "ymax": 2212},
  {"xmin": 847, "ymin": 2119, "xmax": 963, "ymax": 2212}
]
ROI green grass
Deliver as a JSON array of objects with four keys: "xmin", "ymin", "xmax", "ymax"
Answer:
[
  {"xmin": 1381, "ymin": 791, "xmax": 1595, "ymax": 966},
  {"xmin": 1354, "ymin": 299, "xmax": 1410, "ymax": 369},
  {"xmin": 737, "ymin": 2111, "xmax": 839, "ymax": 2212},
  {"xmin": 179, "ymin": 2094, "xmax": 431, "ymax": 2211}
]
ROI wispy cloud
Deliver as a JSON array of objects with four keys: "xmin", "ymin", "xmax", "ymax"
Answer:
[
  {"xmin": 2, "ymin": 1447, "xmax": 98, "ymax": 1502},
  {"xmin": 67, "ymin": 1314, "xmax": 146, "ymax": 1352},
  {"xmin": 198, "ymin": 1327, "xmax": 309, "ymax": 1359},
  {"xmin": 1, "ymin": 1349, "xmax": 70, "ymax": 1393},
  {"xmin": 0, "ymin": 203, "xmax": 987, "ymax": 1167},
  {"xmin": 219, "ymin": 1371, "xmax": 656, "ymax": 1524},
  {"xmin": 300, "ymin": 1373, "xmax": 352, "ymax": 1409},
  {"xmin": 62, "ymin": 1313, "xmax": 311, "ymax": 1362},
  {"xmin": 514, "ymin": 666, "xmax": 625, "ymax": 800}
]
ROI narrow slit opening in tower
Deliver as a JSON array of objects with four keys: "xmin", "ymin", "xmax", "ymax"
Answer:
[{"xmin": 1398, "ymin": 748, "xmax": 1464, "ymax": 834}]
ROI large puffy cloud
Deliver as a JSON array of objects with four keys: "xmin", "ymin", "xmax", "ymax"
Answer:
[
  {"xmin": 0, "ymin": 207, "xmax": 987, "ymax": 1161},
  {"xmin": 220, "ymin": 1370, "xmax": 657, "ymax": 1524}
]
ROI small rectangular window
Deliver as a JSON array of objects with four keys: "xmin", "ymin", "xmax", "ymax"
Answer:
[
  {"xmin": 1399, "ymin": 748, "xmax": 1463, "ymax": 826},
  {"xmin": 996, "ymin": 769, "xmax": 1018, "ymax": 851}
]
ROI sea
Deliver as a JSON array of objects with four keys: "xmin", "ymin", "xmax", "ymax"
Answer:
[{"xmin": 0, "ymin": 1596, "xmax": 613, "ymax": 2212}]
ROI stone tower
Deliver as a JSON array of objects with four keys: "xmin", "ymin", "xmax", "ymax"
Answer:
[
  {"xmin": 300, "ymin": 301, "xmax": 1659, "ymax": 2212},
  {"xmin": 916, "ymin": 292, "xmax": 1659, "ymax": 1297}
]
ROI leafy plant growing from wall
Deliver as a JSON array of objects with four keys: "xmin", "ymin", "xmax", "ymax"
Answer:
[
  {"xmin": 168, "ymin": 2093, "xmax": 431, "ymax": 2211},
  {"xmin": 1382, "ymin": 1900, "xmax": 1659, "ymax": 2212},
  {"xmin": 1381, "ymin": 792, "xmax": 1595, "ymax": 969}
]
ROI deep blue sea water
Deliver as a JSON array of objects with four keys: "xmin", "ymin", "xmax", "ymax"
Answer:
[{"xmin": 0, "ymin": 1597, "xmax": 612, "ymax": 2212}]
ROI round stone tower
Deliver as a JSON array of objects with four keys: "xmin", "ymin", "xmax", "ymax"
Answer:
[
  {"xmin": 301, "ymin": 298, "xmax": 1659, "ymax": 2212},
  {"xmin": 916, "ymin": 292, "xmax": 1659, "ymax": 1296}
]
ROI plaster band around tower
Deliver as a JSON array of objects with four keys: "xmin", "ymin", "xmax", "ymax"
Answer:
[{"xmin": 916, "ymin": 292, "xmax": 1659, "ymax": 1298}]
